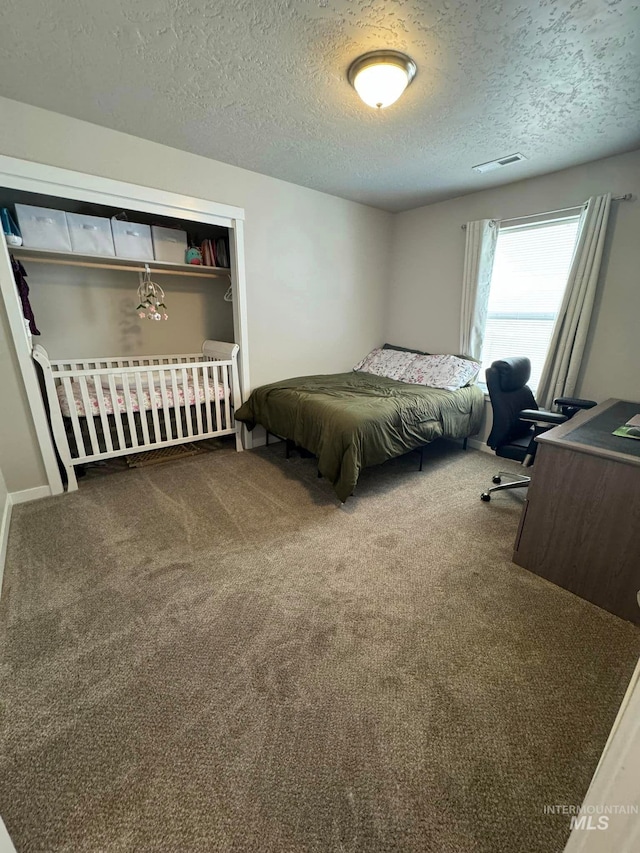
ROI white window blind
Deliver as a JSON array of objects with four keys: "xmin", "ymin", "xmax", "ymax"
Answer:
[{"xmin": 480, "ymin": 215, "xmax": 581, "ymax": 392}]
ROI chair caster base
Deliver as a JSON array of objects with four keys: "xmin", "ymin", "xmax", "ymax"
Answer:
[
  {"xmin": 492, "ymin": 475, "xmax": 501, "ymax": 484},
  {"xmin": 480, "ymin": 492, "xmax": 491, "ymax": 502}
]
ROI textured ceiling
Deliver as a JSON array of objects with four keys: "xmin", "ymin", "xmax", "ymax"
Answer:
[{"xmin": 0, "ymin": 0, "xmax": 638, "ymax": 211}]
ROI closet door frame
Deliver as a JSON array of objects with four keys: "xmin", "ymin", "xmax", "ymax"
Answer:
[{"xmin": 0, "ymin": 154, "xmax": 250, "ymax": 498}]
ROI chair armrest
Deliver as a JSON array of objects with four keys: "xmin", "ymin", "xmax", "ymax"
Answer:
[
  {"xmin": 554, "ymin": 396, "xmax": 597, "ymax": 410},
  {"xmin": 519, "ymin": 409, "xmax": 567, "ymax": 425}
]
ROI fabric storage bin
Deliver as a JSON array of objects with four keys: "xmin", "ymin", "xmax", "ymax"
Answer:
[
  {"xmin": 66, "ymin": 212, "xmax": 115, "ymax": 256},
  {"xmin": 152, "ymin": 225, "xmax": 188, "ymax": 264},
  {"xmin": 15, "ymin": 204, "xmax": 72, "ymax": 251},
  {"xmin": 111, "ymin": 220, "xmax": 153, "ymax": 260}
]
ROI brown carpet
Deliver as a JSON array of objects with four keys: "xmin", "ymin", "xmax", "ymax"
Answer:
[{"xmin": 0, "ymin": 442, "xmax": 638, "ymax": 853}]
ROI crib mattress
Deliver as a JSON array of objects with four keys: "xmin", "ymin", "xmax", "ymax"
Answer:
[{"xmin": 58, "ymin": 377, "xmax": 228, "ymax": 418}]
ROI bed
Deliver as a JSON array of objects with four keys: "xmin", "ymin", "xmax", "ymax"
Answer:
[
  {"xmin": 33, "ymin": 340, "xmax": 242, "ymax": 492},
  {"xmin": 235, "ymin": 365, "xmax": 484, "ymax": 502}
]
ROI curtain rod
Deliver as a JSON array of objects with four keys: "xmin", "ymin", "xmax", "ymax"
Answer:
[{"xmin": 460, "ymin": 194, "xmax": 632, "ymax": 229}]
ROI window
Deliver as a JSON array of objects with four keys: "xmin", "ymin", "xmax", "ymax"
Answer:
[{"xmin": 480, "ymin": 215, "xmax": 581, "ymax": 391}]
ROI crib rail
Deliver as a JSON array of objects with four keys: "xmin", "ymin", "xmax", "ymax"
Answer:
[
  {"xmin": 33, "ymin": 342, "xmax": 242, "ymax": 492},
  {"xmin": 49, "ymin": 352, "xmax": 209, "ymax": 372}
]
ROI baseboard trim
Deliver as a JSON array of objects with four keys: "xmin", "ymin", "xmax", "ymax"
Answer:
[
  {"xmin": 0, "ymin": 494, "xmax": 12, "ymax": 598},
  {"xmin": 467, "ymin": 438, "xmax": 492, "ymax": 454},
  {"xmin": 10, "ymin": 485, "xmax": 52, "ymax": 505}
]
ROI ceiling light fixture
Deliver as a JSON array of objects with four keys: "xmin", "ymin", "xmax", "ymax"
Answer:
[{"xmin": 348, "ymin": 50, "xmax": 417, "ymax": 109}]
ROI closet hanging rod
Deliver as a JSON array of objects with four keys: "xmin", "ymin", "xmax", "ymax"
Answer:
[
  {"xmin": 460, "ymin": 193, "xmax": 633, "ymax": 229},
  {"xmin": 10, "ymin": 247, "xmax": 230, "ymax": 278}
]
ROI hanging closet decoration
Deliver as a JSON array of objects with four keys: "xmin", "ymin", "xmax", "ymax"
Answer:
[{"xmin": 136, "ymin": 265, "xmax": 168, "ymax": 321}]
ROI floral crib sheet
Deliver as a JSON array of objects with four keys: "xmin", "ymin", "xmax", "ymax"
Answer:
[{"xmin": 57, "ymin": 376, "xmax": 229, "ymax": 418}]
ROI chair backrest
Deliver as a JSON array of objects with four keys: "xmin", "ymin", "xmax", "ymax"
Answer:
[{"xmin": 486, "ymin": 357, "xmax": 538, "ymax": 450}]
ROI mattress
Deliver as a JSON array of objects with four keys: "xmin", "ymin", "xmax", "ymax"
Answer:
[{"xmin": 57, "ymin": 376, "xmax": 228, "ymax": 418}]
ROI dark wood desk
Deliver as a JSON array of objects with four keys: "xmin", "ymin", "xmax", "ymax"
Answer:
[{"xmin": 513, "ymin": 398, "xmax": 640, "ymax": 625}]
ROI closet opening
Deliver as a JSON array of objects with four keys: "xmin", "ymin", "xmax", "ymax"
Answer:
[{"xmin": 0, "ymin": 156, "xmax": 249, "ymax": 495}]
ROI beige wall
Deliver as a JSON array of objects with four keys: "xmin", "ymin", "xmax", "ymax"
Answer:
[
  {"xmin": 386, "ymin": 149, "xmax": 640, "ymax": 440},
  {"xmin": 0, "ymin": 448, "xmax": 8, "ymax": 513},
  {"xmin": 0, "ymin": 454, "xmax": 9, "ymax": 588},
  {"xmin": 0, "ymin": 96, "xmax": 392, "ymax": 492},
  {"xmin": 1, "ymin": 94, "xmax": 637, "ymax": 493},
  {"xmin": 0, "ymin": 304, "xmax": 45, "ymax": 489},
  {"xmin": 27, "ymin": 266, "xmax": 234, "ymax": 359}
]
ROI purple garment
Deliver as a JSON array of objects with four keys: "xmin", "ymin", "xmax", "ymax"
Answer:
[{"xmin": 11, "ymin": 255, "xmax": 40, "ymax": 336}]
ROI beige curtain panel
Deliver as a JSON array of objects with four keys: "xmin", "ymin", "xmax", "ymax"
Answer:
[
  {"xmin": 460, "ymin": 219, "xmax": 498, "ymax": 361},
  {"xmin": 537, "ymin": 193, "xmax": 612, "ymax": 409}
]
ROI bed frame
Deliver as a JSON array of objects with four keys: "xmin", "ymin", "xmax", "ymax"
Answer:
[{"xmin": 33, "ymin": 340, "xmax": 242, "ymax": 492}]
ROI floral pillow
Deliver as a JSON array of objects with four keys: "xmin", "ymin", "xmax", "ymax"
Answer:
[
  {"xmin": 399, "ymin": 354, "xmax": 480, "ymax": 390},
  {"xmin": 353, "ymin": 347, "xmax": 418, "ymax": 381}
]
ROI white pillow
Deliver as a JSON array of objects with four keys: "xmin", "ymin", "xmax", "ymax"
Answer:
[
  {"xmin": 354, "ymin": 347, "xmax": 418, "ymax": 381},
  {"xmin": 399, "ymin": 354, "xmax": 479, "ymax": 390}
]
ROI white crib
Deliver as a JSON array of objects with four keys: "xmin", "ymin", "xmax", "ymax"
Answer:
[{"xmin": 33, "ymin": 340, "xmax": 243, "ymax": 491}]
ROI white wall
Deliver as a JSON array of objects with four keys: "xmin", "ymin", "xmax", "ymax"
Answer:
[
  {"xmin": 563, "ymin": 657, "xmax": 640, "ymax": 852},
  {"xmin": 0, "ymin": 96, "xmax": 392, "ymax": 492},
  {"xmin": 387, "ymin": 149, "xmax": 640, "ymax": 439},
  {"xmin": 0, "ymin": 817, "xmax": 18, "ymax": 853}
]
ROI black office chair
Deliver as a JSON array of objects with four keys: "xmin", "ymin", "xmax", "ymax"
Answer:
[{"xmin": 480, "ymin": 357, "xmax": 596, "ymax": 501}]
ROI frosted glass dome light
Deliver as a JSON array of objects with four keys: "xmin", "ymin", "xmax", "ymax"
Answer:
[{"xmin": 348, "ymin": 50, "xmax": 417, "ymax": 109}]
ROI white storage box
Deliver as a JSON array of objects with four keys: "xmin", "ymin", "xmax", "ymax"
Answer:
[
  {"xmin": 15, "ymin": 204, "xmax": 71, "ymax": 251},
  {"xmin": 66, "ymin": 212, "xmax": 115, "ymax": 256},
  {"xmin": 152, "ymin": 225, "xmax": 188, "ymax": 264},
  {"xmin": 111, "ymin": 220, "xmax": 153, "ymax": 260}
]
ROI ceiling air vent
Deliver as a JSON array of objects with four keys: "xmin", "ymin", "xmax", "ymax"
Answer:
[{"xmin": 472, "ymin": 153, "xmax": 527, "ymax": 174}]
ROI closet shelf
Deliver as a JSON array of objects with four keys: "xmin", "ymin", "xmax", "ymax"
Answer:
[{"xmin": 10, "ymin": 246, "xmax": 231, "ymax": 279}]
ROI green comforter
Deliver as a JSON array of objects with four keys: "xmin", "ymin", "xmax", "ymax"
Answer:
[{"xmin": 235, "ymin": 371, "xmax": 484, "ymax": 502}]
